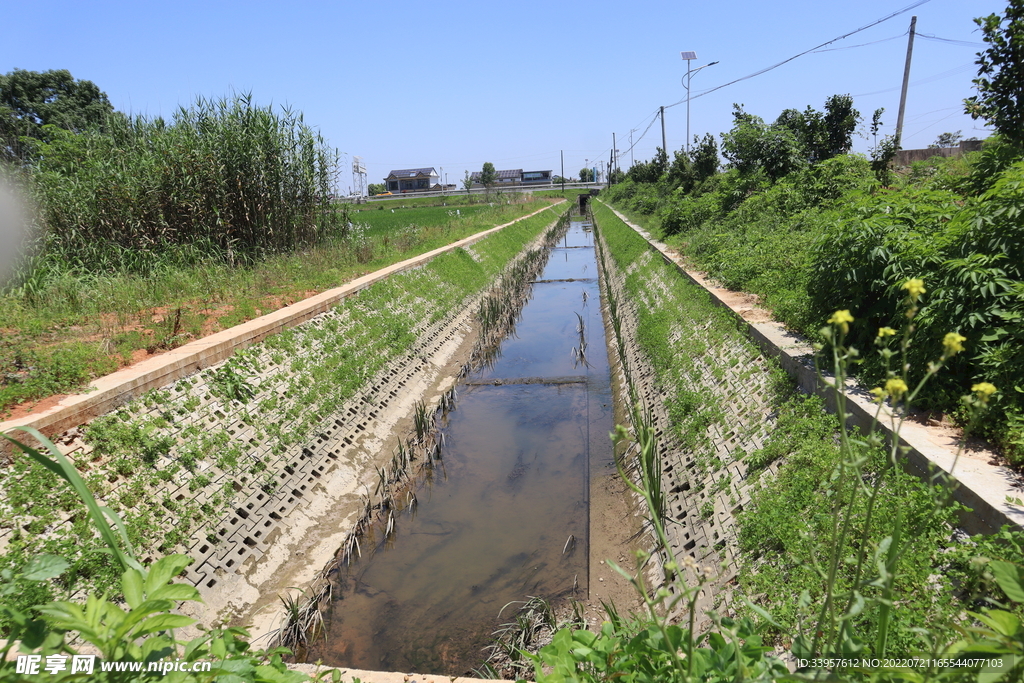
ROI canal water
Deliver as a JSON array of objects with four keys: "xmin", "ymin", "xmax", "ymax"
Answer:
[{"xmin": 314, "ymin": 216, "xmax": 614, "ymax": 674}]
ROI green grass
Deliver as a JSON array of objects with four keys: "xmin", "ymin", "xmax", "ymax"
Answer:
[
  {"xmin": 0, "ymin": 197, "xmax": 556, "ymax": 416},
  {"xmin": 591, "ymin": 199, "xmax": 1018, "ymax": 659},
  {"xmin": 601, "ymin": 150, "xmax": 1024, "ymax": 466},
  {"xmin": 350, "ymin": 203, "xmax": 503, "ymax": 238}
]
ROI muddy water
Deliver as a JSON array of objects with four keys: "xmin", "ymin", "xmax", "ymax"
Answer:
[{"xmin": 315, "ymin": 219, "xmax": 613, "ymax": 675}]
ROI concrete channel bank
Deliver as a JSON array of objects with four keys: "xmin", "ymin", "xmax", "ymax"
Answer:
[
  {"xmin": 0, "ymin": 201, "xmax": 569, "ymax": 637},
  {"xmin": 589, "ymin": 198, "xmax": 1024, "ymax": 634},
  {"xmin": 598, "ymin": 201, "xmax": 1024, "ymax": 536}
]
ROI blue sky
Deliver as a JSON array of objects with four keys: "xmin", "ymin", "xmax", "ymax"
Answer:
[{"xmin": 2, "ymin": 0, "xmax": 1004, "ymax": 192}]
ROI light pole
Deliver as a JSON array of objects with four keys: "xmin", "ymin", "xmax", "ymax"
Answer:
[{"xmin": 681, "ymin": 52, "xmax": 718, "ymax": 152}]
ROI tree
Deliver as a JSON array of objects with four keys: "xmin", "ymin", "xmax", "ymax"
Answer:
[
  {"xmin": 480, "ymin": 161, "xmax": 497, "ymax": 193},
  {"xmin": 462, "ymin": 170, "xmax": 473, "ymax": 194},
  {"xmin": 0, "ymin": 68, "xmax": 113, "ymax": 162},
  {"xmin": 652, "ymin": 147, "xmax": 668, "ymax": 178},
  {"xmin": 868, "ymin": 108, "xmax": 898, "ymax": 185},
  {"xmin": 818, "ymin": 94, "xmax": 860, "ymax": 159},
  {"xmin": 964, "ymin": 1, "xmax": 1024, "ymax": 148},
  {"xmin": 667, "ymin": 148, "xmax": 693, "ymax": 190},
  {"xmin": 772, "ymin": 95, "xmax": 859, "ymax": 162},
  {"xmin": 625, "ymin": 147, "xmax": 668, "ymax": 185},
  {"xmin": 690, "ymin": 134, "xmax": 719, "ymax": 185},
  {"xmin": 930, "ymin": 131, "xmax": 964, "ymax": 148},
  {"xmin": 579, "ymin": 167, "xmax": 594, "ymax": 183},
  {"xmin": 367, "ymin": 183, "xmax": 387, "ymax": 195},
  {"xmin": 721, "ymin": 104, "xmax": 806, "ymax": 180}
]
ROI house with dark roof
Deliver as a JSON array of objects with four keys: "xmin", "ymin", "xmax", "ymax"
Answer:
[{"xmin": 385, "ymin": 167, "xmax": 440, "ymax": 193}]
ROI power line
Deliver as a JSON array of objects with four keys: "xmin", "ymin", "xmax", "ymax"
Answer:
[
  {"xmin": 664, "ymin": 0, "xmax": 932, "ymax": 109},
  {"xmin": 906, "ymin": 108, "xmax": 966, "ymax": 139},
  {"xmin": 617, "ymin": 110, "xmax": 662, "ymax": 163},
  {"xmin": 851, "ymin": 62, "xmax": 975, "ymax": 97},
  {"xmin": 812, "ymin": 32, "xmax": 907, "ymax": 53},
  {"xmin": 906, "ymin": 105, "xmax": 962, "ymax": 123},
  {"xmin": 917, "ymin": 33, "xmax": 986, "ymax": 48}
]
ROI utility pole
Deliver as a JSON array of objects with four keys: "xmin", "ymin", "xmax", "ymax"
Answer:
[
  {"xmin": 560, "ymin": 150, "xmax": 564, "ymax": 192},
  {"xmin": 629, "ymin": 130, "xmax": 634, "ymax": 168},
  {"xmin": 660, "ymin": 106, "xmax": 667, "ymax": 155},
  {"xmin": 606, "ymin": 132, "xmax": 614, "ymax": 178},
  {"xmin": 895, "ymin": 15, "xmax": 917, "ymax": 147}
]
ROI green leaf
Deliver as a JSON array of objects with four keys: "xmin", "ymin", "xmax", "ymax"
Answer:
[
  {"xmin": 145, "ymin": 554, "xmax": 192, "ymax": 595},
  {"xmin": 844, "ymin": 591, "xmax": 866, "ymax": 620},
  {"xmin": 149, "ymin": 582, "xmax": 202, "ymax": 603},
  {"xmin": 122, "ymin": 568, "xmax": 145, "ymax": 609},
  {"xmin": 111, "ymin": 599, "xmax": 175, "ymax": 642},
  {"xmin": 989, "ymin": 560, "xmax": 1024, "ymax": 603},
  {"xmin": 253, "ymin": 664, "xmax": 310, "ymax": 682},
  {"xmin": 21, "ymin": 554, "xmax": 70, "ymax": 581},
  {"xmin": 975, "ymin": 609, "xmax": 1020, "ymax": 638},
  {"xmin": 140, "ymin": 633, "xmax": 176, "ymax": 660},
  {"xmin": 133, "ymin": 613, "xmax": 195, "ymax": 636}
]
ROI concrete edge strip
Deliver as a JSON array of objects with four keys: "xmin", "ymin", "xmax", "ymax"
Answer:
[
  {"xmin": 598, "ymin": 200, "xmax": 1024, "ymax": 534},
  {"xmin": 0, "ymin": 202, "xmax": 564, "ymax": 442},
  {"xmin": 286, "ymin": 664, "xmax": 516, "ymax": 683}
]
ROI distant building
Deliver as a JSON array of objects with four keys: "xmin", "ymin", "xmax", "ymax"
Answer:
[
  {"xmin": 521, "ymin": 170, "xmax": 553, "ymax": 185},
  {"xmin": 385, "ymin": 167, "xmax": 440, "ymax": 193},
  {"xmin": 894, "ymin": 140, "xmax": 983, "ymax": 166},
  {"xmin": 469, "ymin": 169, "xmax": 552, "ymax": 187}
]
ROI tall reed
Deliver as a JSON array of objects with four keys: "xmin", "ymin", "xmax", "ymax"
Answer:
[{"xmin": 22, "ymin": 93, "xmax": 339, "ymax": 277}]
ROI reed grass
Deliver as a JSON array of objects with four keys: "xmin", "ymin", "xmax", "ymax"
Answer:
[{"xmin": 21, "ymin": 94, "xmax": 337, "ymax": 277}]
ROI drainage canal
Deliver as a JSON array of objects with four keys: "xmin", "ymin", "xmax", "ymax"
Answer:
[{"xmin": 310, "ymin": 213, "xmax": 614, "ymax": 675}]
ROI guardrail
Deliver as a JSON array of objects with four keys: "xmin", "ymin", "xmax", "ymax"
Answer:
[{"xmin": 347, "ymin": 183, "xmax": 605, "ymax": 203}]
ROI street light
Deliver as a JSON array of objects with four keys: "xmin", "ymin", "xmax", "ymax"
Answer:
[{"xmin": 681, "ymin": 52, "xmax": 719, "ymax": 152}]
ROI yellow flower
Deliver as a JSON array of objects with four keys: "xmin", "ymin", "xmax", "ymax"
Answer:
[
  {"xmin": 869, "ymin": 387, "xmax": 886, "ymax": 403},
  {"xmin": 902, "ymin": 278, "xmax": 926, "ymax": 302},
  {"xmin": 828, "ymin": 309, "xmax": 854, "ymax": 334},
  {"xmin": 943, "ymin": 332, "xmax": 966, "ymax": 356},
  {"xmin": 885, "ymin": 378, "xmax": 908, "ymax": 399},
  {"xmin": 877, "ymin": 327, "xmax": 897, "ymax": 338},
  {"xmin": 972, "ymin": 382, "xmax": 997, "ymax": 397}
]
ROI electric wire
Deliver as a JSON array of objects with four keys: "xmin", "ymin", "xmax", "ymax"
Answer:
[
  {"xmin": 812, "ymin": 32, "xmax": 908, "ymax": 53},
  {"xmin": 917, "ymin": 33, "xmax": 986, "ymax": 48},
  {"xmin": 905, "ymin": 108, "xmax": 967, "ymax": 139},
  {"xmin": 617, "ymin": 111, "xmax": 662, "ymax": 162},
  {"xmin": 852, "ymin": 62, "xmax": 975, "ymax": 97},
  {"xmin": 663, "ymin": 0, "xmax": 932, "ymax": 109}
]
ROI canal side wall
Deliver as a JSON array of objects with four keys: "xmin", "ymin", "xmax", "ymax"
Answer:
[
  {"xmin": 600, "ymin": 202, "xmax": 1024, "ymax": 536},
  {"xmin": 0, "ymin": 203, "xmax": 569, "ymax": 632},
  {"xmin": 592, "ymin": 203, "xmax": 787, "ymax": 627}
]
